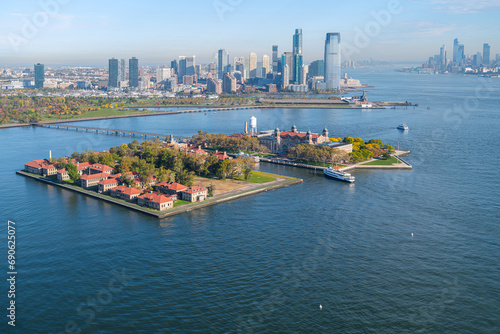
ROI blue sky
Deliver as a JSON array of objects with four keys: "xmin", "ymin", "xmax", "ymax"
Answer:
[{"xmin": 0, "ymin": 0, "xmax": 499, "ymax": 66}]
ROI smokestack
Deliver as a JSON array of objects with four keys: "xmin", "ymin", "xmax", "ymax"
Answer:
[
  {"xmin": 49, "ymin": 150, "xmax": 52, "ymax": 162},
  {"xmin": 245, "ymin": 121, "xmax": 248, "ymax": 134}
]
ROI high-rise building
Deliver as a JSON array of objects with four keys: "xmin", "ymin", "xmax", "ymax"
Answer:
[
  {"xmin": 206, "ymin": 77, "xmax": 222, "ymax": 94},
  {"xmin": 119, "ymin": 59, "xmax": 126, "ymax": 81},
  {"xmin": 262, "ymin": 55, "xmax": 270, "ymax": 78},
  {"xmin": 249, "ymin": 52, "xmax": 257, "ymax": 78},
  {"xmin": 483, "ymin": 43, "xmax": 491, "ymax": 65},
  {"xmin": 293, "ymin": 28, "xmax": 303, "ymax": 83},
  {"xmin": 453, "ymin": 38, "xmax": 459, "ymax": 65},
  {"xmin": 156, "ymin": 66, "xmax": 171, "ymax": 83},
  {"xmin": 186, "ymin": 56, "xmax": 196, "ymax": 77},
  {"xmin": 108, "ymin": 58, "xmax": 119, "ymax": 88},
  {"xmin": 282, "ymin": 64, "xmax": 289, "ymax": 89},
  {"xmin": 208, "ymin": 62, "xmax": 218, "ymax": 78},
  {"xmin": 457, "ymin": 44, "xmax": 465, "ymax": 65},
  {"xmin": 223, "ymin": 72, "xmax": 237, "ymax": 93},
  {"xmin": 272, "ymin": 45, "xmax": 279, "ymax": 73},
  {"xmin": 324, "ymin": 33, "xmax": 341, "ymax": 90},
  {"xmin": 473, "ymin": 52, "xmax": 483, "ymax": 66},
  {"xmin": 308, "ymin": 60, "xmax": 324, "ymax": 77},
  {"xmin": 439, "ymin": 45, "xmax": 446, "ymax": 71},
  {"xmin": 34, "ymin": 63, "xmax": 45, "ymax": 89},
  {"xmin": 170, "ymin": 60, "xmax": 178, "ymax": 75},
  {"xmin": 282, "ymin": 52, "xmax": 293, "ymax": 81},
  {"xmin": 178, "ymin": 56, "xmax": 187, "ymax": 83},
  {"xmin": 129, "ymin": 57, "xmax": 139, "ymax": 87},
  {"xmin": 218, "ymin": 49, "xmax": 230, "ymax": 79}
]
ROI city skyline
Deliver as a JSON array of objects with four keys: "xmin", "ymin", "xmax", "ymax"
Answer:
[{"xmin": 1, "ymin": 0, "xmax": 499, "ymax": 66}]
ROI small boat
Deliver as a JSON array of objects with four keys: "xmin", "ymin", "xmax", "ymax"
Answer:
[
  {"xmin": 397, "ymin": 123, "xmax": 409, "ymax": 130},
  {"xmin": 324, "ymin": 167, "xmax": 355, "ymax": 183}
]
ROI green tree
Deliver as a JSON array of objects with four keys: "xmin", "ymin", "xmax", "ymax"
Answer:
[{"xmin": 66, "ymin": 163, "xmax": 80, "ymax": 182}]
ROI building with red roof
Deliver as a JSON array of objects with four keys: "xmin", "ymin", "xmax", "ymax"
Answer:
[
  {"xmin": 137, "ymin": 192, "xmax": 174, "ymax": 211},
  {"xmin": 213, "ymin": 150, "xmax": 230, "ymax": 160},
  {"xmin": 110, "ymin": 185, "xmax": 142, "ymax": 202},
  {"xmin": 89, "ymin": 163, "xmax": 114, "ymax": 175},
  {"xmin": 80, "ymin": 172, "xmax": 109, "ymax": 188},
  {"xmin": 181, "ymin": 186, "xmax": 208, "ymax": 202},
  {"xmin": 98, "ymin": 178, "xmax": 119, "ymax": 194},
  {"xmin": 155, "ymin": 181, "xmax": 189, "ymax": 198},
  {"xmin": 57, "ymin": 169, "xmax": 69, "ymax": 181},
  {"xmin": 258, "ymin": 125, "xmax": 330, "ymax": 153},
  {"xmin": 24, "ymin": 159, "xmax": 50, "ymax": 175}
]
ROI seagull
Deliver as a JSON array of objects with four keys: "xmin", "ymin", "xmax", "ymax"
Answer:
[
  {"xmin": 319, "ymin": 305, "xmax": 322, "ymax": 310},
  {"xmin": 411, "ymin": 233, "xmax": 414, "ymax": 238}
]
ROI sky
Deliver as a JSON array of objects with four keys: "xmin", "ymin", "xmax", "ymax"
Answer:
[{"xmin": 0, "ymin": 0, "xmax": 499, "ymax": 66}]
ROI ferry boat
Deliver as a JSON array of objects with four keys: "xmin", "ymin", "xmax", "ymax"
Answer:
[
  {"xmin": 397, "ymin": 123, "xmax": 409, "ymax": 130},
  {"xmin": 324, "ymin": 167, "xmax": 355, "ymax": 183}
]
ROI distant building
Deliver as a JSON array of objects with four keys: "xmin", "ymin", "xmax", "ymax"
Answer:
[
  {"xmin": 183, "ymin": 75, "xmax": 195, "ymax": 85},
  {"xmin": 266, "ymin": 84, "xmax": 277, "ymax": 93},
  {"xmin": 218, "ymin": 49, "xmax": 230, "ymax": 79},
  {"xmin": 262, "ymin": 55, "xmax": 270, "ymax": 77},
  {"xmin": 272, "ymin": 45, "xmax": 279, "ymax": 73},
  {"xmin": 156, "ymin": 66, "xmax": 171, "ymax": 83},
  {"xmin": 293, "ymin": 28, "xmax": 303, "ymax": 83},
  {"xmin": 208, "ymin": 62, "xmax": 218, "ymax": 78},
  {"xmin": 206, "ymin": 77, "xmax": 222, "ymax": 94},
  {"xmin": 282, "ymin": 64, "xmax": 289, "ymax": 89},
  {"xmin": 259, "ymin": 125, "xmax": 330, "ymax": 153},
  {"xmin": 119, "ymin": 59, "xmax": 126, "ymax": 81},
  {"xmin": 249, "ymin": 52, "xmax": 257, "ymax": 78},
  {"xmin": 222, "ymin": 73, "xmax": 237, "ymax": 93},
  {"xmin": 108, "ymin": 58, "xmax": 120, "ymax": 88},
  {"xmin": 129, "ymin": 57, "xmax": 139, "ymax": 87},
  {"xmin": 483, "ymin": 43, "xmax": 491, "ymax": 65},
  {"xmin": 324, "ymin": 32, "xmax": 341, "ymax": 90},
  {"xmin": 137, "ymin": 192, "xmax": 174, "ymax": 211},
  {"xmin": 170, "ymin": 59, "xmax": 178, "ymax": 75},
  {"xmin": 181, "ymin": 186, "xmax": 208, "ymax": 202},
  {"xmin": 34, "ymin": 63, "xmax": 44, "ymax": 89},
  {"xmin": 282, "ymin": 52, "xmax": 293, "ymax": 82},
  {"xmin": 309, "ymin": 60, "xmax": 324, "ymax": 78}
]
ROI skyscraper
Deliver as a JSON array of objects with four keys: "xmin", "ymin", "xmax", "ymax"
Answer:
[
  {"xmin": 249, "ymin": 52, "xmax": 257, "ymax": 78},
  {"xmin": 282, "ymin": 64, "xmax": 289, "ymax": 89},
  {"xmin": 120, "ymin": 59, "xmax": 126, "ymax": 81},
  {"xmin": 186, "ymin": 56, "xmax": 196, "ymax": 77},
  {"xmin": 439, "ymin": 45, "xmax": 446, "ymax": 71},
  {"xmin": 309, "ymin": 60, "xmax": 324, "ymax": 77},
  {"xmin": 108, "ymin": 58, "xmax": 119, "ymax": 88},
  {"xmin": 34, "ymin": 63, "xmax": 44, "ymax": 89},
  {"xmin": 218, "ymin": 49, "xmax": 230, "ymax": 79},
  {"xmin": 483, "ymin": 43, "xmax": 491, "ymax": 65},
  {"xmin": 170, "ymin": 59, "xmax": 178, "ymax": 75},
  {"xmin": 223, "ymin": 73, "xmax": 237, "ymax": 93},
  {"xmin": 324, "ymin": 33, "xmax": 341, "ymax": 90},
  {"xmin": 293, "ymin": 28, "xmax": 303, "ymax": 83},
  {"xmin": 262, "ymin": 55, "xmax": 270, "ymax": 77},
  {"xmin": 457, "ymin": 44, "xmax": 465, "ymax": 65},
  {"xmin": 453, "ymin": 38, "xmax": 459, "ymax": 65},
  {"xmin": 178, "ymin": 56, "xmax": 187, "ymax": 82},
  {"xmin": 272, "ymin": 45, "xmax": 279, "ymax": 73},
  {"xmin": 129, "ymin": 57, "xmax": 139, "ymax": 88},
  {"xmin": 282, "ymin": 52, "xmax": 293, "ymax": 81}
]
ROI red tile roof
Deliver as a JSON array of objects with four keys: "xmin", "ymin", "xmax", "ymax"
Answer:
[
  {"xmin": 89, "ymin": 163, "xmax": 113, "ymax": 172},
  {"xmin": 98, "ymin": 178, "xmax": 118, "ymax": 185},
  {"xmin": 80, "ymin": 172, "xmax": 108, "ymax": 180},
  {"xmin": 25, "ymin": 159, "xmax": 49, "ymax": 169},
  {"xmin": 138, "ymin": 192, "xmax": 173, "ymax": 204},
  {"xmin": 156, "ymin": 181, "xmax": 188, "ymax": 191},
  {"xmin": 113, "ymin": 185, "xmax": 142, "ymax": 196},
  {"xmin": 183, "ymin": 186, "xmax": 207, "ymax": 194},
  {"xmin": 57, "ymin": 169, "xmax": 67, "ymax": 173}
]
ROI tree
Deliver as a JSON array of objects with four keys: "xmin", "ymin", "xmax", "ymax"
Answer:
[
  {"xmin": 207, "ymin": 183, "xmax": 215, "ymax": 197},
  {"xmin": 66, "ymin": 163, "xmax": 80, "ymax": 182}
]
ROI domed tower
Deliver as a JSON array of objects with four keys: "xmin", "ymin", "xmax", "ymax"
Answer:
[
  {"xmin": 322, "ymin": 127, "xmax": 329, "ymax": 141},
  {"xmin": 291, "ymin": 124, "xmax": 298, "ymax": 133},
  {"xmin": 306, "ymin": 130, "xmax": 313, "ymax": 144}
]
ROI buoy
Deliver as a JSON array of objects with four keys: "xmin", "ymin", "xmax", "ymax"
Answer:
[{"xmin": 319, "ymin": 305, "xmax": 322, "ymax": 310}]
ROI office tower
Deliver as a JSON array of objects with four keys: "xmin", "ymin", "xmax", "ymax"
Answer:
[
  {"xmin": 309, "ymin": 60, "xmax": 324, "ymax": 77},
  {"xmin": 170, "ymin": 59, "xmax": 178, "ymax": 75},
  {"xmin": 178, "ymin": 56, "xmax": 187, "ymax": 83},
  {"xmin": 457, "ymin": 44, "xmax": 465, "ymax": 65},
  {"xmin": 249, "ymin": 52, "xmax": 257, "ymax": 78},
  {"xmin": 293, "ymin": 28, "xmax": 303, "ymax": 83},
  {"xmin": 119, "ymin": 59, "xmax": 126, "ymax": 81},
  {"xmin": 156, "ymin": 66, "xmax": 171, "ymax": 83},
  {"xmin": 256, "ymin": 62, "xmax": 263, "ymax": 78},
  {"xmin": 208, "ymin": 62, "xmax": 217, "ymax": 78},
  {"xmin": 324, "ymin": 33, "xmax": 341, "ymax": 90},
  {"xmin": 262, "ymin": 55, "xmax": 270, "ymax": 77},
  {"xmin": 206, "ymin": 77, "xmax": 222, "ymax": 94},
  {"xmin": 186, "ymin": 56, "xmax": 196, "ymax": 77},
  {"xmin": 34, "ymin": 63, "xmax": 44, "ymax": 89},
  {"xmin": 483, "ymin": 43, "xmax": 491, "ymax": 65},
  {"xmin": 439, "ymin": 45, "xmax": 446, "ymax": 70},
  {"xmin": 129, "ymin": 57, "xmax": 139, "ymax": 87},
  {"xmin": 473, "ymin": 52, "xmax": 483, "ymax": 66},
  {"xmin": 282, "ymin": 64, "xmax": 289, "ymax": 88},
  {"xmin": 453, "ymin": 39, "xmax": 459, "ymax": 65},
  {"xmin": 282, "ymin": 52, "xmax": 293, "ymax": 81},
  {"xmin": 108, "ymin": 58, "xmax": 119, "ymax": 87},
  {"xmin": 223, "ymin": 72, "xmax": 237, "ymax": 93},
  {"xmin": 218, "ymin": 49, "xmax": 230, "ymax": 79},
  {"xmin": 272, "ymin": 45, "xmax": 279, "ymax": 73},
  {"xmin": 301, "ymin": 65, "xmax": 308, "ymax": 85}
]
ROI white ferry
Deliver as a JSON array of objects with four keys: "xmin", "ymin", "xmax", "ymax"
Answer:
[
  {"xmin": 397, "ymin": 123, "xmax": 409, "ymax": 130},
  {"xmin": 324, "ymin": 167, "xmax": 355, "ymax": 183}
]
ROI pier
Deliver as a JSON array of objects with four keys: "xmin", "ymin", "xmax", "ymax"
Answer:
[{"xmin": 34, "ymin": 123, "xmax": 189, "ymax": 141}]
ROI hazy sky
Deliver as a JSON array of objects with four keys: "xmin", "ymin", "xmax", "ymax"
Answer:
[{"xmin": 0, "ymin": 0, "xmax": 499, "ymax": 66}]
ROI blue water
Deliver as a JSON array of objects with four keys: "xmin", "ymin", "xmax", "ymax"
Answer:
[{"xmin": 1, "ymin": 67, "xmax": 499, "ymax": 333}]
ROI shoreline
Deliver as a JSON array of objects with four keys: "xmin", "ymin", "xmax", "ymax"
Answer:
[{"xmin": 16, "ymin": 170, "xmax": 303, "ymax": 219}]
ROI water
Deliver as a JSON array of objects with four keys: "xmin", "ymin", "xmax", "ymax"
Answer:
[{"xmin": 1, "ymin": 67, "xmax": 499, "ymax": 333}]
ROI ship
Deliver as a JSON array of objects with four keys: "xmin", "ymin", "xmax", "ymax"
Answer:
[
  {"xmin": 324, "ymin": 167, "xmax": 355, "ymax": 183},
  {"xmin": 397, "ymin": 123, "xmax": 409, "ymax": 130}
]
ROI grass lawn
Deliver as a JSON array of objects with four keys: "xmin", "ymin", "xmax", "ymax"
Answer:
[
  {"xmin": 173, "ymin": 199, "xmax": 191, "ymax": 207},
  {"xmin": 236, "ymin": 171, "xmax": 278, "ymax": 183},
  {"xmin": 362, "ymin": 156, "xmax": 400, "ymax": 166}
]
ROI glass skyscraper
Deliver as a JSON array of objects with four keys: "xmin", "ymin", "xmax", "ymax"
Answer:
[
  {"xmin": 129, "ymin": 57, "xmax": 139, "ymax": 87},
  {"xmin": 483, "ymin": 43, "xmax": 491, "ymax": 65},
  {"xmin": 272, "ymin": 45, "xmax": 279, "ymax": 73},
  {"xmin": 324, "ymin": 33, "xmax": 341, "ymax": 90},
  {"xmin": 218, "ymin": 49, "xmax": 229, "ymax": 79},
  {"xmin": 108, "ymin": 58, "xmax": 119, "ymax": 88},
  {"xmin": 293, "ymin": 28, "xmax": 302, "ymax": 83},
  {"xmin": 34, "ymin": 63, "xmax": 44, "ymax": 89}
]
